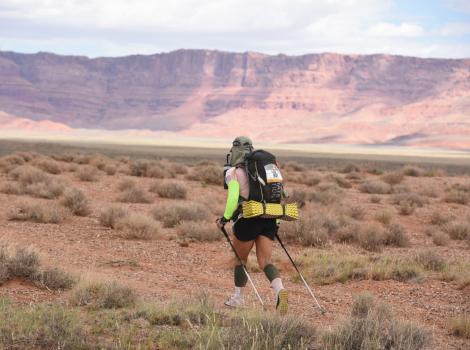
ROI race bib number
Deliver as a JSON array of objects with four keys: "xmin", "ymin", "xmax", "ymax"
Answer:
[{"xmin": 264, "ymin": 164, "xmax": 283, "ymax": 183}]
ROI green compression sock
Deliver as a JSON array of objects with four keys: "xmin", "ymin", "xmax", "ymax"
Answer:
[
  {"xmin": 235, "ymin": 265, "xmax": 248, "ymax": 287},
  {"xmin": 263, "ymin": 264, "xmax": 280, "ymax": 282}
]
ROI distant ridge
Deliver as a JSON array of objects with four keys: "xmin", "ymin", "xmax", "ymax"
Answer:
[{"xmin": 0, "ymin": 49, "xmax": 469, "ymax": 149}]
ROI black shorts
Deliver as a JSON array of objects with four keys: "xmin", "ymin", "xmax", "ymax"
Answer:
[{"xmin": 233, "ymin": 217, "xmax": 278, "ymax": 242}]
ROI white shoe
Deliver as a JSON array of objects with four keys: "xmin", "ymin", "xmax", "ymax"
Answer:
[{"xmin": 224, "ymin": 294, "xmax": 245, "ymax": 308}]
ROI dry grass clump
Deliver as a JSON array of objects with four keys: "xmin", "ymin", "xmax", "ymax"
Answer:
[
  {"xmin": 308, "ymin": 183, "xmax": 343, "ymax": 205},
  {"xmin": 99, "ymin": 206, "xmax": 129, "ymax": 229},
  {"xmin": 374, "ymin": 209, "xmax": 393, "ymax": 225},
  {"xmin": 6, "ymin": 165, "xmax": 64, "ymax": 199},
  {"xmin": 381, "ymin": 171, "xmax": 405, "ymax": 185},
  {"xmin": 322, "ymin": 293, "xmax": 430, "ymax": 350},
  {"xmin": 391, "ymin": 192, "xmax": 427, "ymax": 208},
  {"xmin": 326, "ymin": 174, "xmax": 352, "ymax": 189},
  {"xmin": 149, "ymin": 181, "xmax": 187, "ymax": 199},
  {"xmin": 343, "ymin": 205, "xmax": 366, "ymax": 220},
  {"xmin": 357, "ymin": 223, "xmax": 385, "ymax": 252},
  {"xmin": 397, "ymin": 200, "xmax": 416, "ymax": 216},
  {"xmin": 427, "ymin": 229, "xmax": 450, "ymax": 246},
  {"xmin": 359, "ymin": 180, "xmax": 391, "ymax": 194},
  {"xmin": 117, "ymin": 186, "xmax": 152, "ymax": 203},
  {"xmin": 345, "ymin": 171, "xmax": 363, "ymax": 181},
  {"xmin": 8, "ymin": 200, "xmax": 68, "ymax": 224},
  {"xmin": 115, "ymin": 213, "xmax": 162, "ymax": 240},
  {"xmin": 296, "ymin": 172, "xmax": 322, "ymax": 186},
  {"xmin": 0, "ymin": 153, "xmax": 26, "ymax": 172},
  {"xmin": 117, "ymin": 178, "xmax": 136, "ymax": 191},
  {"xmin": 176, "ymin": 221, "xmax": 221, "ymax": 242},
  {"xmin": 449, "ymin": 315, "xmax": 470, "ymax": 339},
  {"xmin": 383, "ymin": 224, "xmax": 410, "ymax": 247},
  {"xmin": 370, "ymin": 195, "xmax": 381, "ymax": 203},
  {"xmin": 103, "ymin": 164, "xmax": 117, "ymax": 175},
  {"xmin": 403, "ymin": 165, "xmax": 425, "ymax": 177},
  {"xmin": 0, "ymin": 300, "xmax": 86, "ymax": 349},
  {"xmin": 186, "ymin": 164, "xmax": 223, "ymax": 186},
  {"xmin": 429, "ymin": 211, "xmax": 453, "ymax": 226},
  {"xmin": 414, "ymin": 250, "xmax": 447, "ymax": 272},
  {"xmin": 285, "ymin": 188, "xmax": 309, "ymax": 208},
  {"xmin": 76, "ymin": 165, "xmax": 99, "ymax": 182},
  {"xmin": 60, "ymin": 188, "xmax": 91, "ymax": 216},
  {"xmin": 0, "ymin": 246, "xmax": 75, "ymax": 290},
  {"xmin": 70, "ymin": 281, "xmax": 136, "ymax": 309},
  {"xmin": 152, "ymin": 202, "xmax": 211, "ymax": 227},
  {"xmin": 341, "ymin": 163, "xmax": 361, "ymax": 173},
  {"xmin": 282, "ymin": 161, "xmax": 306, "ymax": 172},
  {"xmin": 128, "ymin": 159, "xmax": 175, "ymax": 179},
  {"xmin": 32, "ymin": 158, "xmax": 62, "ymax": 174},
  {"xmin": 444, "ymin": 221, "xmax": 470, "ymax": 240},
  {"xmin": 443, "ymin": 188, "xmax": 469, "ymax": 205}
]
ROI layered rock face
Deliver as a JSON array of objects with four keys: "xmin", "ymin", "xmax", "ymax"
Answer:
[{"xmin": 0, "ymin": 50, "xmax": 469, "ymax": 147}]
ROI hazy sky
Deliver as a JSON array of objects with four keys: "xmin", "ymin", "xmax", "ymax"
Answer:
[{"xmin": 1, "ymin": 0, "xmax": 469, "ymax": 58}]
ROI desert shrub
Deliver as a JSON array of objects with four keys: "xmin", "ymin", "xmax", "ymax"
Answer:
[
  {"xmin": 70, "ymin": 281, "xmax": 136, "ymax": 309},
  {"xmin": 419, "ymin": 186, "xmax": 439, "ymax": 198},
  {"xmin": 176, "ymin": 221, "xmax": 221, "ymax": 242},
  {"xmin": 397, "ymin": 200, "xmax": 416, "ymax": 216},
  {"xmin": 0, "ymin": 247, "xmax": 75, "ymax": 290},
  {"xmin": 345, "ymin": 171, "xmax": 362, "ymax": 181},
  {"xmin": 341, "ymin": 163, "xmax": 361, "ymax": 173},
  {"xmin": 6, "ymin": 247, "xmax": 40, "ymax": 279},
  {"xmin": 149, "ymin": 181, "xmax": 187, "ymax": 199},
  {"xmin": 129, "ymin": 160, "xmax": 149, "ymax": 177},
  {"xmin": 147, "ymin": 164, "xmax": 175, "ymax": 179},
  {"xmin": 370, "ymin": 195, "xmax": 381, "ymax": 203},
  {"xmin": 391, "ymin": 192, "xmax": 427, "ymax": 207},
  {"xmin": 429, "ymin": 211, "xmax": 452, "ymax": 226},
  {"xmin": 449, "ymin": 315, "xmax": 470, "ymax": 339},
  {"xmin": 60, "ymin": 188, "xmax": 91, "ymax": 216},
  {"xmin": 414, "ymin": 250, "xmax": 447, "ymax": 272},
  {"xmin": 35, "ymin": 268, "xmax": 76, "ymax": 290},
  {"xmin": 366, "ymin": 168, "xmax": 384, "ymax": 175},
  {"xmin": 152, "ymin": 202, "xmax": 210, "ymax": 227},
  {"xmin": 115, "ymin": 213, "xmax": 161, "ymax": 240},
  {"xmin": 344, "ymin": 205, "xmax": 366, "ymax": 220},
  {"xmin": 357, "ymin": 223, "xmax": 385, "ymax": 252},
  {"xmin": 383, "ymin": 224, "xmax": 409, "ymax": 247},
  {"xmin": 9, "ymin": 165, "xmax": 64, "ymax": 199},
  {"xmin": 0, "ymin": 181, "xmax": 23, "ymax": 195},
  {"xmin": 403, "ymin": 165, "xmax": 425, "ymax": 177},
  {"xmin": 430, "ymin": 230, "xmax": 450, "ymax": 246},
  {"xmin": 186, "ymin": 165, "xmax": 223, "ymax": 186},
  {"xmin": 285, "ymin": 188, "xmax": 308, "ymax": 208},
  {"xmin": 32, "ymin": 158, "xmax": 62, "ymax": 174},
  {"xmin": 76, "ymin": 165, "xmax": 98, "ymax": 182},
  {"xmin": 283, "ymin": 161, "xmax": 306, "ymax": 172},
  {"xmin": 359, "ymin": 180, "xmax": 391, "ymax": 194},
  {"xmin": 381, "ymin": 171, "xmax": 405, "ymax": 185},
  {"xmin": 326, "ymin": 174, "xmax": 352, "ymax": 189},
  {"xmin": 322, "ymin": 293, "xmax": 430, "ymax": 350},
  {"xmin": 8, "ymin": 200, "xmax": 68, "ymax": 224},
  {"xmin": 444, "ymin": 221, "xmax": 470, "ymax": 240},
  {"xmin": 0, "ymin": 300, "xmax": 86, "ymax": 349},
  {"xmin": 168, "ymin": 162, "xmax": 188, "ymax": 175},
  {"xmin": 374, "ymin": 209, "xmax": 393, "ymax": 225},
  {"xmin": 444, "ymin": 189, "xmax": 469, "ymax": 205},
  {"xmin": 0, "ymin": 154, "xmax": 26, "ymax": 172},
  {"xmin": 117, "ymin": 186, "xmax": 152, "ymax": 203},
  {"xmin": 308, "ymin": 184, "xmax": 343, "ymax": 205},
  {"xmin": 117, "ymin": 178, "xmax": 136, "ymax": 191},
  {"xmin": 104, "ymin": 164, "xmax": 117, "ymax": 175},
  {"xmin": 297, "ymin": 172, "xmax": 322, "ymax": 186},
  {"xmin": 333, "ymin": 220, "xmax": 360, "ymax": 243},
  {"xmin": 99, "ymin": 206, "xmax": 129, "ymax": 229}
]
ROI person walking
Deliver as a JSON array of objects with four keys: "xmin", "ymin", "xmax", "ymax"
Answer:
[{"xmin": 216, "ymin": 136, "xmax": 288, "ymax": 315}]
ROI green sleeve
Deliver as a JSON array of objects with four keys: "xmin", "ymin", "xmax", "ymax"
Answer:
[{"xmin": 223, "ymin": 180, "xmax": 240, "ymax": 220}]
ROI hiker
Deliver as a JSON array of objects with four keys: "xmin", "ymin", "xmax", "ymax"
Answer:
[{"xmin": 216, "ymin": 136, "xmax": 288, "ymax": 314}]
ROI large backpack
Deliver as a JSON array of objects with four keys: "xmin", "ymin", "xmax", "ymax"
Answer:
[{"xmin": 243, "ymin": 150, "xmax": 283, "ymax": 203}]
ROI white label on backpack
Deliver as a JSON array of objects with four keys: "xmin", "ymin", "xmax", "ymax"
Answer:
[{"xmin": 264, "ymin": 164, "xmax": 283, "ymax": 183}]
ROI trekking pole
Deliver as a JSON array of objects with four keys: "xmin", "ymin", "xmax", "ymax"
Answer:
[
  {"xmin": 275, "ymin": 232, "xmax": 326, "ymax": 315},
  {"xmin": 220, "ymin": 226, "xmax": 265, "ymax": 309}
]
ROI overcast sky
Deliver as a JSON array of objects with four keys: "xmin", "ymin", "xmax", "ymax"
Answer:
[{"xmin": 1, "ymin": 0, "xmax": 469, "ymax": 58}]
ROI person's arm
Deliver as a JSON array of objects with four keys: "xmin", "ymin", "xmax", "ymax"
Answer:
[{"xmin": 223, "ymin": 179, "xmax": 240, "ymax": 220}]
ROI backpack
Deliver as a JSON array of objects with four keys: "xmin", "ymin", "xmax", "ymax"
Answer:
[{"xmin": 243, "ymin": 150, "xmax": 283, "ymax": 203}]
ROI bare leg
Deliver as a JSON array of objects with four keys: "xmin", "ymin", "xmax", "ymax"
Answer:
[
  {"xmin": 232, "ymin": 236, "xmax": 254, "ymax": 264},
  {"xmin": 255, "ymin": 235, "xmax": 274, "ymax": 270}
]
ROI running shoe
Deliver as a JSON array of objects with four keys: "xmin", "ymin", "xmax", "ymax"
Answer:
[
  {"xmin": 224, "ymin": 294, "xmax": 245, "ymax": 308},
  {"xmin": 276, "ymin": 289, "xmax": 288, "ymax": 315}
]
